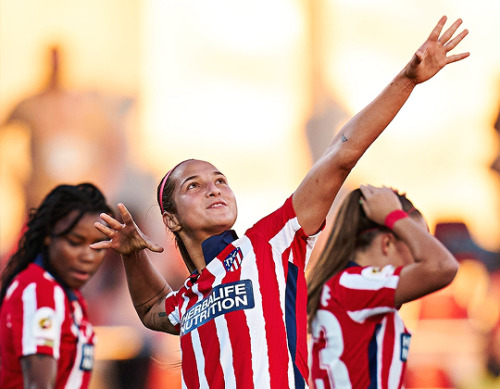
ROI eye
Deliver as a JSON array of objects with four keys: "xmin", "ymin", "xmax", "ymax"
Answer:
[
  {"xmin": 186, "ymin": 182, "xmax": 199, "ymax": 190},
  {"xmin": 65, "ymin": 237, "xmax": 82, "ymax": 247},
  {"xmin": 216, "ymin": 177, "xmax": 227, "ymax": 185}
]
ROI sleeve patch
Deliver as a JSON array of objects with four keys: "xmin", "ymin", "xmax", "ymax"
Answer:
[
  {"xmin": 32, "ymin": 307, "xmax": 58, "ymax": 346},
  {"xmin": 361, "ymin": 265, "xmax": 396, "ymax": 280}
]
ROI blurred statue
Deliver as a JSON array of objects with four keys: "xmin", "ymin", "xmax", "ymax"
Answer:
[{"xmin": 2, "ymin": 46, "xmax": 130, "ymax": 212}]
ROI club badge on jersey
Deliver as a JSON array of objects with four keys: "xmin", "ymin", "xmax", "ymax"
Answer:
[{"xmin": 223, "ymin": 247, "xmax": 243, "ymax": 272}]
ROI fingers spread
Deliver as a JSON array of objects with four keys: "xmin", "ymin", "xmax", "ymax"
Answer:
[
  {"xmin": 444, "ymin": 29, "xmax": 469, "ymax": 52},
  {"xmin": 99, "ymin": 212, "xmax": 123, "ymax": 230},
  {"xmin": 94, "ymin": 221, "xmax": 115, "ymax": 237},
  {"xmin": 438, "ymin": 18, "xmax": 462, "ymax": 44},
  {"xmin": 429, "ymin": 15, "xmax": 447, "ymax": 41}
]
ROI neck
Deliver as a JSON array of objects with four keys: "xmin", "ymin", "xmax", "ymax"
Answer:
[
  {"xmin": 353, "ymin": 235, "xmax": 391, "ymax": 269},
  {"xmin": 180, "ymin": 230, "xmax": 221, "ymax": 273}
]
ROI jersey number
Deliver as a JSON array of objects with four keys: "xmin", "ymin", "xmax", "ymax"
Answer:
[{"xmin": 311, "ymin": 310, "xmax": 351, "ymax": 389}]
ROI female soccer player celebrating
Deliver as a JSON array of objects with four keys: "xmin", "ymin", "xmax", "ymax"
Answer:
[{"xmin": 93, "ymin": 16, "xmax": 468, "ymax": 388}]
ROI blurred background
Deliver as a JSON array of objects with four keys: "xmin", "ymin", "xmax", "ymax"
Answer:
[{"xmin": 2, "ymin": 0, "xmax": 500, "ymax": 387}]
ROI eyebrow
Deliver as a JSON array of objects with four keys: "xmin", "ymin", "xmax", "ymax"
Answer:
[
  {"xmin": 66, "ymin": 231, "xmax": 85, "ymax": 240},
  {"xmin": 180, "ymin": 171, "xmax": 225, "ymax": 187}
]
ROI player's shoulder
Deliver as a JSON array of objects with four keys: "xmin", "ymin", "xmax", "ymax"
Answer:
[{"xmin": 8, "ymin": 263, "xmax": 59, "ymax": 297}]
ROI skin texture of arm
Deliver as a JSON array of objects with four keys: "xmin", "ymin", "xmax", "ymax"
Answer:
[
  {"xmin": 293, "ymin": 16, "xmax": 469, "ymax": 236},
  {"xmin": 391, "ymin": 216, "xmax": 459, "ymax": 306},
  {"xmin": 21, "ymin": 354, "xmax": 57, "ymax": 389},
  {"xmin": 92, "ymin": 203, "xmax": 179, "ymax": 334}
]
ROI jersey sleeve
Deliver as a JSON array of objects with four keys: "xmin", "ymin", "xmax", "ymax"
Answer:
[
  {"xmin": 164, "ymin": 290, "xmax": 181, "ymax": 333},
  {"xmin": 328, "ymin": 265, "xmax": 402, "ymax": 323},
  {"xmin": 8, "ymin": 279, "xmax": 66, "ymax": 359},
  {"xmin": 246, "ymin": 195, "xmax": 324, "ymax": 271}
]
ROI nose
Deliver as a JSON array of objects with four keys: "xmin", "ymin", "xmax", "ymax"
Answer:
[
  {"xmin": 206, "ymin": 182, "xmax": 221, "ymax": 197},
  {"xmin": 80, "ymin": 244, "xmax": 101, "ymax": 263}
]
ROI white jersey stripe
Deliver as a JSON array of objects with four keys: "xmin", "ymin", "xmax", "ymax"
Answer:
[
  {"xmin": 339, "ymin": 272, "xmax": 398, "ymax": 290},
  {"xmin": 189, "ymin": 284, "xmax": 209, "ymax": 389},
  {"xmin": 240, "ymin": 237, "xmax": 271, "ymax": 387},
  {"xmin": 348, "ymin": 306, "xmax": 397, "ymax": 323},
  {"xmin": 211, "ymin": 259, "xmax": 237, "ymax": 388},
  {"xmin": 388, "ymin": 316, "xmax": 405, "ymax": 387},
  {"xmin": 269, "ymin": 220, "xmax": 297, "ymax": 387},
  {"xmin": 191, "ymin": 330, "xmax": 208, "ymax": 389},
  {"xmin": 376, "ymin": 318, "xmax": 387, "ymax": 389},
  {"xmin": 53, "ymin": 286, "xmax": 65, "ymax": 359},
  {"xmin": 65, "ymin": 309, "xmax": 83, "ymax": 388},
  {"xmin": 22, "ymin": 283, "xmax": 37, "ymax": 355}
]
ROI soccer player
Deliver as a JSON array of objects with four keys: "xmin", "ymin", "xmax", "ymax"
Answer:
[
  {"xmin": 93, "ymin": 16, "xmax": 468, "ymax": 388},
  {"xmin": 0, "ymin": 183, "xmax": 113, "ymax": 389},
  {"xmin": 307, "ymin": 186, "xmax": 458, "ymax": 388}
]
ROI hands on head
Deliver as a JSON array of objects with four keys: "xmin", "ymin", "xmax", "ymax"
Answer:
[
  {"xmin": 91, "ymin": 203, "xmax": 164, "ymax": 256},
  {"xmin": 359, "ymin": 185, "xmax": 404, "ymax": 226}
]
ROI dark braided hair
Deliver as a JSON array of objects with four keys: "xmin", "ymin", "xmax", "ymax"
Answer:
[{"xmin": 0, "ymin": 183, "xmax": 113, "ymax": 306}]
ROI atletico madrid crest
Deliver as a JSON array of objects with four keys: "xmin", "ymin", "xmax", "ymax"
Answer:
[{"xmin": 223, "ymin": 247, "xmax": 243, "ymax": 272}]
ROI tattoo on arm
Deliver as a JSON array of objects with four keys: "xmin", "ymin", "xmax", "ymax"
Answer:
[
  {"xmin": 341, "ymin": 134, "xmax": 348, "ymax": 142},
  {"xmin": 133, "ymin": 284, "xmax": 169, "ymax": 310}
]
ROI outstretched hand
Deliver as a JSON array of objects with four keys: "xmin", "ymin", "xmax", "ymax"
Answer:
[
  {"xmin": 91, "ymin": 203, "xmax": 164, "ymax": 255},
  {"xmin": 359, "ymin": 185, "xmax": 403, "ymax": 226},
  {"xmin": 404, "ymin": 16, "xmax": 469, "ymax": 85}
]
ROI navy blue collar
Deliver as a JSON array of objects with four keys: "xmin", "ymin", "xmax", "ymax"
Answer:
[
  {"xmin": 201, "ymin": 230, "xmax": 239, "ymax": 266},
  {"xmin": 346, "ymin": 260, "xmax": 360, "ymax": 269}
]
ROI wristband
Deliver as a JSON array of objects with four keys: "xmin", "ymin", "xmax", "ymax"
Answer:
[{"xmin": 384, "ymin": 210, "xmax": 408, "ymax": 229}]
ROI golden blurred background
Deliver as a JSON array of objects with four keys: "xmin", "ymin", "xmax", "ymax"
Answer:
[{"xmin": 2, "ymin": 0, "xmax": 500, "ymax": 388}]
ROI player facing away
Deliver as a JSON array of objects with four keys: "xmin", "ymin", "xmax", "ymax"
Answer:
[
  {"xmin": 0, "ymin": 183, "xmax": 113, "ymax": 389},
  {"xmin": 307, "ymin": 186, "xmax": 458, "ymax": 388},
  {"xmin": 92, "ymin": 16, "xmax": 469, "ymax": 389}
]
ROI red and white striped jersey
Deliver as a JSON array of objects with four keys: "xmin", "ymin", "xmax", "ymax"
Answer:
[
  {"xmin": 0, "ymin": 260, "xmax": 95, "ymax": 389},
  {"xmin": 165, "ymin": 196, "xmax": 321, "ymax": 388},
  {"xmin": 310, "ymin": 263, "xmax": 410, "ymax": 389}
]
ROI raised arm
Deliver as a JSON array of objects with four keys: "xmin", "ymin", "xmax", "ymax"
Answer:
[
  {"xmin": 360, "ymin": 185, "xmax": 459, "ymax": 306},
  {"xmin": 293, "ymin": 16, "xmax": 469, "ymax": 235},
  {"xmin": 92, "ymin": 203, "xmax": 179, "ymax": 334}
]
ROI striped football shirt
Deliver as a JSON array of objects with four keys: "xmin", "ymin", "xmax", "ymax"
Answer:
[{"xmin": 165, "ymin": 196, "xmax": 321, "ymax": 388}]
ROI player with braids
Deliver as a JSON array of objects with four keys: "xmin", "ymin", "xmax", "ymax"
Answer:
[
  {"xmin": 0, "ymin": 183, "xmax": 113, "ymax": 389},
  {"xmin": 93, "ymin": 16, "xmax": 469, "ymax": 388},
  {"xmin": 307, "ymin": 186, "xmax": 458, "ymax": 388}
]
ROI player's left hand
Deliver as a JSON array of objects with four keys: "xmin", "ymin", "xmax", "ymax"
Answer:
[{"xmin": 404, "ymin": 16, "xmax": 469, "ymax": 85}]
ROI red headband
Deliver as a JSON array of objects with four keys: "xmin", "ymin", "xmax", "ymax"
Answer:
[{"xmin": 158, "ymin": 160, "xmax": 191, "ymax": 214}]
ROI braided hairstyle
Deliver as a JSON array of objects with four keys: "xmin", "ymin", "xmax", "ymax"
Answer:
[{"xmin": 0, "ymin": 183, "xmax": 113, "ymax": 306}]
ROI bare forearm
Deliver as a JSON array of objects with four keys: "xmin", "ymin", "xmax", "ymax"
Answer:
[
  {"xmin": 294, "ymin": 72, "xmax": 416, "ymax": 234},
  {"xmin": 121, "ymin": 250, "xmax": 171, "ymax": 319},
  {"xmin": 394, "ymin": 219, "xmax": 458, "ymax": 282},
  {"xmin": 334, "ymin": 70, "xmax": 416, "ymax": 162}
]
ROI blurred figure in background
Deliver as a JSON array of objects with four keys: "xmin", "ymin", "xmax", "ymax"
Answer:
[
  {"xmin": 0, "ymin": 45, "xmax": 184, "ymax": 388},
  {"xmin": 307, "ymin": 186, "xmax": 458, "ymax": 388},
  {"xmin": 1, "ymin": 46, "xmax": 129, "ymax": 213},
  {"xmin": 0, "ymin": 183, "xmax": 113, "ymax": 388}
]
